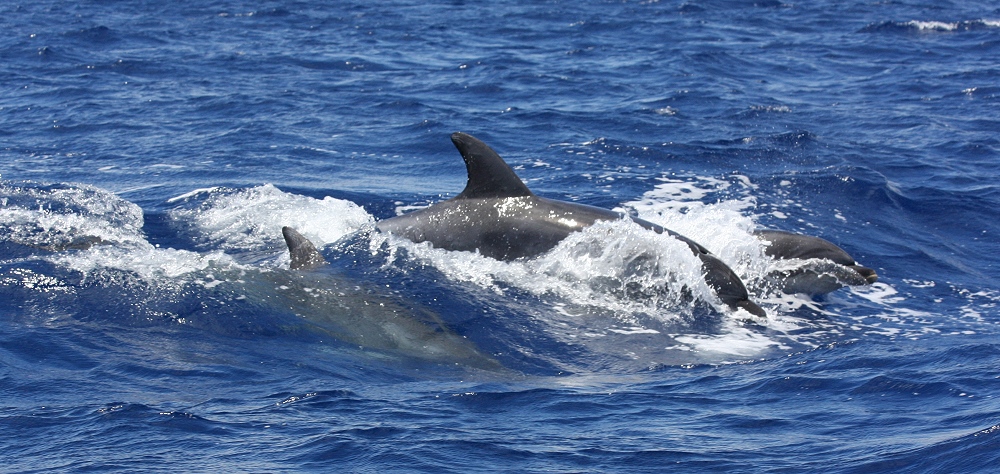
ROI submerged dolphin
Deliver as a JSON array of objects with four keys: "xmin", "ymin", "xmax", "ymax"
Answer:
[
  {"xmin": 375, "ymin": 132, "xmax": 767, "ymax": 317},
  {"xmin": 281, "ymin": 226, "xmax": 501, "ymax": 369},
  {"xmin": 754, "ymin": 230, "xmax": 878, "ymax": 295}
]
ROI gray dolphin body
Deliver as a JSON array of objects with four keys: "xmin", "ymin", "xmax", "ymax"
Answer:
[
  {"xmin": 375, "ymin": 132, "xmax": 766, "ymax": 317},
  {"xmin": 754, "ymin": 229, "xmax": 878, "ymax": 295},
  {"xmin": 281, "ymin": 226, "xmax": 501, "ymax": 369}
]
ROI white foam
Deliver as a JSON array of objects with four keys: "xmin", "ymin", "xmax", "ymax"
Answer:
[
  {"xmin": 169, "ymin": 184, "xmax": 374, "ymax": 251},
  {"xmin": 607, "ymin": 327, "xmax": 660, "ymax": 335},
  {"xmin": 905, "ymin": 19, "xmax": 1000, "ymax": 31},
  {"xmin": 909, "ymin": 20, "xmax": 959, "ymax": 31},
  {"xmin": 850, "ymin": 282, "xmax": 904, "ymax": 305},
  {"xmin": 0, "ymin": 182, "xmax": 146, "ymax": 248},
  {"xmin": 675, "ymin": 321, "xmax": 784, "ymax": 357},
  {"xmin": 750, "ymin": 105, "xmax": 792, "ymax": 113},
  {"xmin": 0, "ymin": 182, "xmax": 245, "ymax": 289},
  {"xmin": 166, "ymin": 187, "xmax": 221, "ymax": 203},
  {"xmin": 52, "ymin": 241, "xmax": 236, "ymax": 284},
  {"xmin": 624, "ymin": 175, "xmax": 751, "ymax": 213},
  {"xmin": 0, "ymin": 267, "xmax": 73, "ymax": 294}
]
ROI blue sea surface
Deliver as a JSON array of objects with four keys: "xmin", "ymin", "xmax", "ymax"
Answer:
[{"xmin": 3, "ymin": 0, "xmax": 1000, "ymax": 471}]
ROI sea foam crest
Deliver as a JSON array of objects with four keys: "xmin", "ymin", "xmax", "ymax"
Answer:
[
  {"xmin": 52, "ymin": 241, "xmax": 234, "ymax": 285},
  {"xmin": 0, "ymin": 181, "xmax": 145, "ymax": 249},
  {"xmin": 906, "ymin": 19, "xmax": 1000, "ymax": 31},
  {"xmin": 0, "ymin": 181, "xmax": 237, "ymax": 286},
  {"xmin": 169, "ymin": 184, "xmax": 374, "ymax": 253}
]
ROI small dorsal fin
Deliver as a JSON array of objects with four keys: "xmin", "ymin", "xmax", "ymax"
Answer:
[
  {"xmin": 451, "ymin": 132, "xmax": 534, "ymax": 199},
  {"xmin": 282, "ymin": 226, "xmax": 327, "ymax": 270}
]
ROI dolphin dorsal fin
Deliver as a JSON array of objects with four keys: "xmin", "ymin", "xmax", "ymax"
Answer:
[
  {"xmin": 282, "ymin": 226, "xmax": 327, "ymax": 270},
  {"xmin": 451, "ymin": 132, "xmax": 534, "ymax": 199}
]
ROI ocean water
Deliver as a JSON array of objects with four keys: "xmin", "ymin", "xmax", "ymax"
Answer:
[{"xmin": 2, "ymin": 0, "xmax": 1000, "ymax": 471}]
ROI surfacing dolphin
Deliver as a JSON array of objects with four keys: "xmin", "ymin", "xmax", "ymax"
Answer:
[
  {"xmin": 375, "ymin": 132, "xmax": 767, "ymax": 318},
  {"xmin": 753, "ymin": 230, "xmax": 878, "ymax": 295}
]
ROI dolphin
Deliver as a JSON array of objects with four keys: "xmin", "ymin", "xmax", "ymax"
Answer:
[
  {"xmin": 281, "ymin": 226, "xmax": 502, "ymax": 369},
  {"xmin": 375, "ymin": 132, "xmax": 767, "ymax": 317},
  {"xmin": 754, "ymin": 229, "xmax": 878, "ymax": 295}
]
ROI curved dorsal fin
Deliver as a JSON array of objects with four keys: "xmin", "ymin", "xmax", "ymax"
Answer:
[
  {"xmin": 452, "ymin": 132, "xmax": 533, "ymax": 199},
  {"xmin": 282, "ymin": 226, "xmax": 327, "ymax": 270}
]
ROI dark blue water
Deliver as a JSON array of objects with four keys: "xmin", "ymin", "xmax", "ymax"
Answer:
[{"xmin": 3, "ymin": 0, "xmax": 1000, "ymax": 471}]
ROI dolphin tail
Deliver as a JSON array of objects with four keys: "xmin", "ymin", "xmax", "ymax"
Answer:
[
  {"xmin": 282, "ymin": 226, "xmax": 328, "ymax": 270},
  {"xmin": 698, "ymin": 253, "xmax": 767, "ymax": 318},
  {"xmin": 734, "ymin": 299, "xmax": 767, "ymax": 318}
]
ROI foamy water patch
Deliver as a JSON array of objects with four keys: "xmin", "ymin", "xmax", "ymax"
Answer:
[
  {"xmin": 624, "ymin": 175, "xmax": 756, "ymax": 214},
  {"xmin": 850, "ymin": 282, "xmax": 904, "ymax": 306},
  {"xmin": 51, "ymin": 241, "xmax": 237, "ymax": 285},
  {"xmin": 871, "ymin": 283, "xmax": 997, "ymax": 337},
  {"xmin": 674, "ymin": 321, "xmax": 786, "ymax": 357},
  {"xmin": 0, "ymin": 267, "xmax": 75, "ymax": 295},
  {"xmin": 800, "ymin": 281, "xmax": 997, "ymax": 343},
  {"xmin": 169, "ymin": 184, "xmax": 375, "ymax": 252},
  {"xmin": 0, "ymin": 181, "xmax": 245, "ymax": 291},
  {"xmin": 906, "ymin": 19, "xmax": 1000, "ymax": 31},
  {"xmin": 0, "ymin": 182, "xmax": 146, "ymax": 249}
]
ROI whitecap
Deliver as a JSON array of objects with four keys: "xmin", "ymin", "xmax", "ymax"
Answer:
[{"xmin": 169, "ymin": 184, "xmax": 375, "ymax": 253}]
